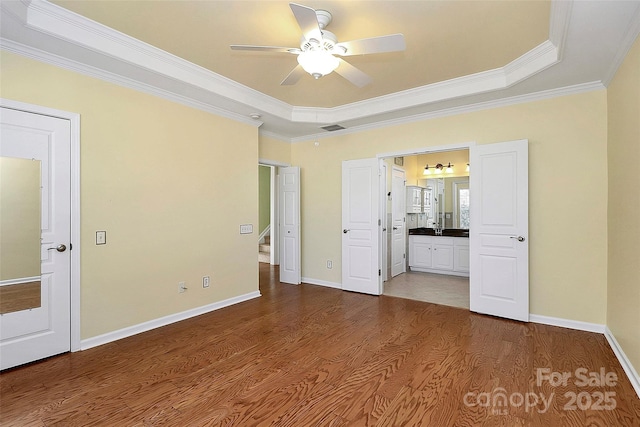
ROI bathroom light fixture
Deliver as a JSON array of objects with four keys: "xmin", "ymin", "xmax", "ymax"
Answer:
[{"xmin": 423, "ymin": 163, "xmax": 454, "ymax": 175}]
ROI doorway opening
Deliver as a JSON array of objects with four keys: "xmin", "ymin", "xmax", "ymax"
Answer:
[
  {"xmin": 380, "ymin": 148, "xmax": 470, "ymax": 310},
  {"xmin": 258, "ymin": 164, "xmax": 273, "ymax": 264}
]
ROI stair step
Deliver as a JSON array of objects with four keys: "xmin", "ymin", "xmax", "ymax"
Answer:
[{"xmin": 259, "ymin": 244, "xmax": 271, "ymax": 253}]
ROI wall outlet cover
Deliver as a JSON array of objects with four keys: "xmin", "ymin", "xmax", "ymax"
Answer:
[{"xmin": 96, "ymin": 231, "xmax": 106, "ymax": 245}]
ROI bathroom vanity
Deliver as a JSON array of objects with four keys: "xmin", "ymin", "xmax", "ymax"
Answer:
[{"xmin": 408, "ymin": 228, "xmax": 469, "ymax": 277}]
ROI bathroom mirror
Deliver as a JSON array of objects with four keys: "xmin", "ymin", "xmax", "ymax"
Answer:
[
  {"xmin": 418, "ymin": 177, "xmax": 469, "ymax": 230},
  {"xmin": 0, "ymin": 157, "xmax": 42, "ymax": 314}
]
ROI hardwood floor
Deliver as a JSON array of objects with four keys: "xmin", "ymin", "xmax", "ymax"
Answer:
[{"xmin": 1, "ymin": 264, "xmax": 639, "ymax": 426}]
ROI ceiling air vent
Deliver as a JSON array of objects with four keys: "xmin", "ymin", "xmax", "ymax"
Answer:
[{"xmin": 321, "ymin": 124, "xmax": 345, "ymax": 132}]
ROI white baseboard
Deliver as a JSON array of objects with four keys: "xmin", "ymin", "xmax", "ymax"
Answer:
[
  {"xmin": 80, "ymin": 291, "xmax": 261, "ymax": 350},
  {"xmin": 604, "ymin": 327, "xmax": 640, "ymax": 399},
  {"xmin": 529, "ymin": 314, "xmax": 606, "ymax": 333},
  {"xmin": 302, "ymin": 277, "xmax": 342, "ymax": 290}
]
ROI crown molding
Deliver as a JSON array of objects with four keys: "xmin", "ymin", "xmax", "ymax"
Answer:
[
  {"xmin": 0, "ymin": 39, "xmax": 262, "ymax": 128},
  {"xmin": 289, "ymin": 81, "xmax": 605, "ymax": 144},
  {"xmin": 292, "ymin": 40, "xmax": 560, "ymax": 125},
  {"xmin": 21, "ymin": 0, "xmax": 293, "ymax": 119},
  {"xmin": 6, "ymin": 0, "xmax": 627, "ymax": 143},
  {"xmin": 549, "ymin": 0, "xmax": 573, "ymax": 61},
  {"xmin": 12, "ymin": 0, "xmax": 569, "ymax": 129},
  {"xmin": 602, "ymin": 4, "xmax": 640, "ymax": 87},
  {"xmin": 259, "ymin": 129, "xmax": 292, "ymax": 144}
]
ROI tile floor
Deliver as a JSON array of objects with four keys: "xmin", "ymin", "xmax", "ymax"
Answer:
[{"xmin": 383, "ymin": 270, "xmax": 470, "ymax": 309}]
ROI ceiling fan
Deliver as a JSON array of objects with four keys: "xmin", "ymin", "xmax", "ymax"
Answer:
[{"xmin": 230, "ymin": 3, "xmax": 406, "ymax": 87}]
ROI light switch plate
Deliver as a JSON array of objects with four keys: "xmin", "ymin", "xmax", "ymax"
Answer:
[
  {"xmin": 96, "ymin": 231, "xmax": 106, "ymax": 245},
  {"xmin": 240, "ymin": 224, "xmax": 253, "ymax": 234}
]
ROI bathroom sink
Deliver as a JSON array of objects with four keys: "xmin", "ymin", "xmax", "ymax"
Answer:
[{"xmin": 408, "ymin": 228, "xmax": 469, "ymax": 237}]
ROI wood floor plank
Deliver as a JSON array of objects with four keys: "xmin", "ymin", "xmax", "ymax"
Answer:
[{"xmin": 1, "ymin": 263, "xmax": 639, "ymax": 426}]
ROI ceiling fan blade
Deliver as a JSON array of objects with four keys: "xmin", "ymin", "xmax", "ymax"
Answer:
[
  {"xmin": 336, "ymin": 34, "xmax": 406, "ymax": 56},
  {"xmin": 290, "ymin": 3, "xmax": 322, "ymax": 43},
  {"xmin": 334, "ymin": 58, "xmax": 372, "ymax": 88},
  {"xmin": 281, "ymin": 64, "xmax": 307, "ymax": 86},
  {"xmin": 230, "ymin": 45, "xmax": 300, "ymax": 54}
]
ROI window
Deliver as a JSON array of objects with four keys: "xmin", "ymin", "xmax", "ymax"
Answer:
[{"xmin": 458, "ymin": 188, "xmax": 470, "ymax": 229}]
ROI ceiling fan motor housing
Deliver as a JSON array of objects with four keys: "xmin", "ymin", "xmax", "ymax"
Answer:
[{"xmin": 301, "ymin": 30, "xmax": 338, "ymax": 53}]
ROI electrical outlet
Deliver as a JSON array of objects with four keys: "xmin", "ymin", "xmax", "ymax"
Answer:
[
  {"xmin": 240, "ymin": 224, "xmax": 253, "ymax": 234},
  {"xmin": 203, "ymin": 276, "xmax": 210, "ymax": 288},
  {"xmin": 178, "ymin": 281, "xmax": 187, "ymax": 293},
  {"xmin": 327, "ymin": 260, "xmax": 333, "ymax": 269}
]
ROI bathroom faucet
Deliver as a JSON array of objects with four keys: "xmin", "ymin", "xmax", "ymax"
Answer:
[{"xmin": 434, "ymin": 223, "xmax": 443, "ymax": 235}]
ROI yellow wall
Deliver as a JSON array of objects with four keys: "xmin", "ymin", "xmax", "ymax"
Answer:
[
  {"xmin": 259, "ymin": 134, "xmax": 291, "ymax": 165},
  {"xmin": 0, "ymin": 51, "xmax": 259, "ymax": 339},
  {"xmin": 607, "ymin": 36, "xmax": 640, "ymax": 372},
  {"xmin": 291, "ymin": 90, "xmax": 609, "ymax": 324}
]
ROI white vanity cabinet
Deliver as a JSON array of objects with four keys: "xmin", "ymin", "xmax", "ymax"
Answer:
[
  {"xmin": 406, "ymin": 186, "xmax": 423, "ymax": 213},
  {"xmin": 408, "ymin": 235, "xmax": 469, "ymax": 277},
  {"xmin": 409, "ymin": 237, "xmax": 432, "ymax": 268},
  {"xmin": 432, "ymin": 239, "xmax": 454, "ymax": 270},
  {"xmin": 453, "ymin": 239, "xmax": 470, "ymax": 273}
]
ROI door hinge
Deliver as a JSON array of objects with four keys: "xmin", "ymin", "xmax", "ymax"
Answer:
[
  {"xmin": 378, "ymin": 219, "xmax": 381, "ymax": 226},
  {"xmin": 378, "ymin": 269, "xmax": 381, "ymax": 276},
  {"xmin": 69, "ymin": 243, "xmax": 73, "ymax": 250},
  {"xmin": 403, "ymin": 253, "xmax": 406, "ymax": 259}
]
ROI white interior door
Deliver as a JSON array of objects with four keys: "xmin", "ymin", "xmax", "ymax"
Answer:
[
  {"xmin": 470, "ymin": 139, "xmax": 529, "ymax": 322},
  {"xmin": 279, "ymin": 166, "xmax": 300, "ymax": 284},
  {"xmin": 0, "ymin": 107, "xmax": 71, "ymax": 369},
  {"xmin": 391, "ymin": 166, "xmax": 406, "ymax": 277},
  {"xmin": 342, "ymin": 158, "xmax": 380, "ymax": 295}
]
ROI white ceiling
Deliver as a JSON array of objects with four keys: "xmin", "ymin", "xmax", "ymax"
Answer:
[{"xmin": 1, "ymin": 1, "xmax": 639, "ymax": 142}]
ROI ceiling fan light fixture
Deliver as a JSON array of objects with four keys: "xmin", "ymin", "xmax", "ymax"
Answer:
[{"xmin": 297, "ymin": 50, "xmax": 339, "ymax": 79}]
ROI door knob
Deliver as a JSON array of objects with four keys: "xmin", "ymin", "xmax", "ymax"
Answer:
[
  {"xmin": 393, "ymin": 227, "xmax": 398, "ymax": 230},
  {"xmin": 343, "ymin": 229, "xmax": 350, "ymax": 233},
  {"xmin": 510, "ymin": 236, "xmax": 525, "ymax": 242},
  {"xmin": 48, "ymin": 244, "xmax": 67, "ymax": 252}
]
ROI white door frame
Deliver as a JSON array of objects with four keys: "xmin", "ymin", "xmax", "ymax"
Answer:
[
  {"xmin": 378, "ymin": 142, "xmax": 474, "ymax": 287},
  {"xmin": 1, "ymin": 98, "xmax": 81, "ymax": 352}
]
